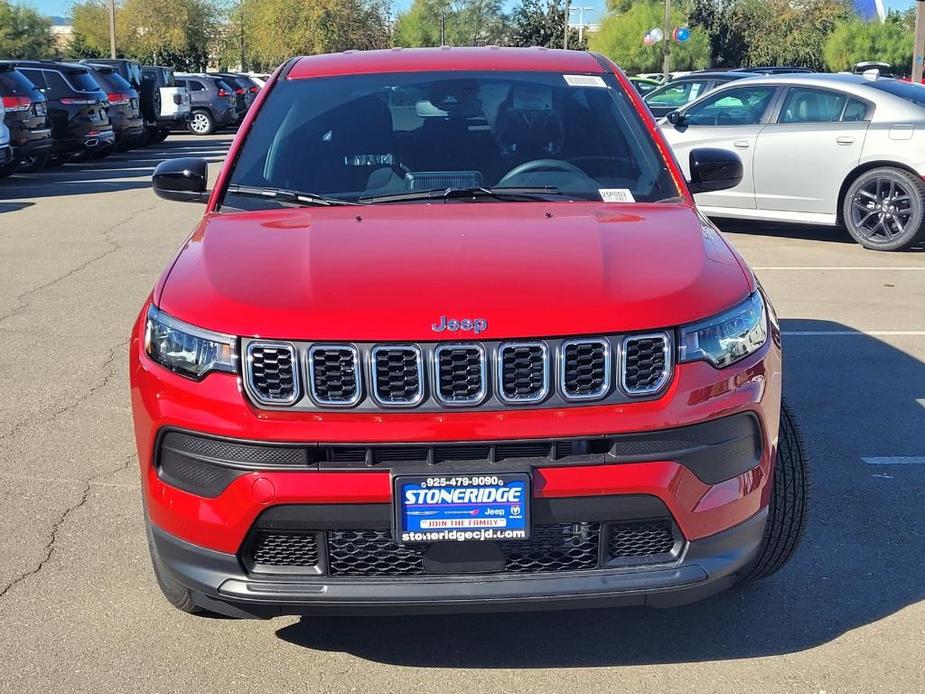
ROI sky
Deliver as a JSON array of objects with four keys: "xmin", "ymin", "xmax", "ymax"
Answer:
[{"xmin": 25, "ymin": 0, "xmax": 921, "ymax": 26}]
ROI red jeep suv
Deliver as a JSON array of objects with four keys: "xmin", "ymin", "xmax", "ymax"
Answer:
[{"xmin": 132, "ymin": 48, "xmax": 807, "ymax": 618}]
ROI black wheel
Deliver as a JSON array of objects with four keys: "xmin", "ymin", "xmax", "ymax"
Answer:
[
  {"xmin": 46, "ymin": 153, "xmax": 68, "ymax": 167},
  {"xmin": 145, "ymin": 520, "xmax": 208, "ymax": 615},
  {"xmin": 189, "ymin": 109, "xmax": 215, "ymax": 135},
  {"xmin": 153, "ymin": 128, "xmax": 170, "ymax": 143},
  {"xmin": 740, "ymin": 401, "xmax": 809, "ymax": 582},
  {"xmin": 17, "ymin": 153, "xmax": 48, "ymax": 172},
  {"xmin": 0, "ymin": 158, "xmax": 18, "ymax": 178},
  {"xmin": 843, "ymin": 167, "xmax": 925, "ymax": 251}
]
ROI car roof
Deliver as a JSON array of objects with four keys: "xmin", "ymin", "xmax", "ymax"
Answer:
[
  {"xmin": 677, "ymin": 70, "xmax": 752, "ymax": 80},
  {"xmin": 12, "ymin": 59, "xmax": 88, "ymax": 71},
  {"xmin": 715, "ymin": 72, "xmax": 906, "ymax": 92},
  {"xmin": 287, "ymin": 47, "xmax": 604, "ymax": 80}
]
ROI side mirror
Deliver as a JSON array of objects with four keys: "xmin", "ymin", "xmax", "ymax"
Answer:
[
  {"xmin": 666, "ymin": 110, "xmax": 685, "ymax": 126},
  {"xmin": 153, "ymin": 157, "xmax": 208, "ymax": 203},
  {"xmin": 688, "ymin": 148, "xmax": 743, "ymax": 194}
]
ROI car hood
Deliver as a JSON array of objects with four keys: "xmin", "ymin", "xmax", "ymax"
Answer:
[{"xmin": 157, "ymin": 202, "xmax": 752, "ymax": 341}]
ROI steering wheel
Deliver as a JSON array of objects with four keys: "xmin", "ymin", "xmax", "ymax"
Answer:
[{"xmin": 497, "ymin": 158, "xmax": 588, "ymax": 187}]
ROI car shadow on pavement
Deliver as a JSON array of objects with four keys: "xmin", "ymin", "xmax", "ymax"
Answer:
[
  {"xmin": 0, "ymin": 201, "xmax": 34, "ymax": 214},
  {"xmin": 714, "ymin": 217, "xmax": 925, "ymax": 251},
  {"xmin": 0, "ymin": 136, "xmax": 230, "ymax": 201},
  {"xmin": 276, "ymin": 319, "xmax": 925, "ymax": 667}
]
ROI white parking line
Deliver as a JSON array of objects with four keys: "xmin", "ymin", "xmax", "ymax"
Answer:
[
  {"xmin": 783, "ymin": 331, "xmax": 925, "ymax": 336},
  {"xmin": 754, "ymin": 266, "xmax": 925, "ymax": 270},
  {"xmin": 862, "ymin": 457, "xmax": 925, "ymax": 465}
]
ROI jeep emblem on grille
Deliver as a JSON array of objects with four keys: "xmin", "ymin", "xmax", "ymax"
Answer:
[{"xmin": 432, "ymin": 316, "xmax": 488, "ymax": 335}]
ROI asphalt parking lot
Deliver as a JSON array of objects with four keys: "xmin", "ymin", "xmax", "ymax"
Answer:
[{"xmin": 0, "ymin": 132, "xmax": 923, "ymax": 693}]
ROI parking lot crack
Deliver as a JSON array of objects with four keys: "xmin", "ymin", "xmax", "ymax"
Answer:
[
  {"xmin": 0, "ymin": 339, "xmax": 128, "ymax": 444},
  {"xmin": 0, "ymin": 453, "xmax": 134, "ymax": 601},
  {"xmin": 0, "ymin": 201, "xmax": 156, "ymax": 327}
]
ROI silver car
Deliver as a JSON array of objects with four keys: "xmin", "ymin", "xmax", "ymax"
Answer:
[{"xmin": 660, "ymin": 73, "xmax": 925, "ymax": 250}]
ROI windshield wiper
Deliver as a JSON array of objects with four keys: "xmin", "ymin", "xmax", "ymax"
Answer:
[
  {"xmin": 360, "ymin": 186, "xmax": 563, "ymax": 204},
  {"xmin": 225, "ymin": 184, "xmax": 360, "ymax": 206}
]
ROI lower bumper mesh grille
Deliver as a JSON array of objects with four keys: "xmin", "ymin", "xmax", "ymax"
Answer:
[{"xmin": 244, "ymin": 520, "xmax": 681, "ymax": 576}]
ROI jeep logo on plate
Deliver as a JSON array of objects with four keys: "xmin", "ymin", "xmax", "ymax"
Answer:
[{"xmin": 432, "ymin": 316, "xmax": 488, "ymax": 335}]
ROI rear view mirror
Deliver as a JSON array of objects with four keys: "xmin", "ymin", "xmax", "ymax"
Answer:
[
  {"xmin": 153, "ymin": 157, "xmax": 208, "ymax": 203},
  {"xmin": 688, "ymin": 148, "xmax": 743, "ymax": 194},
  {"xmin": 666, "ymin": 110, "xmax": 685, "ymax": 126}
]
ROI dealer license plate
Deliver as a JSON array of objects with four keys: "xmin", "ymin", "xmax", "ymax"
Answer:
[{"xmin": 394, "ymin": 473, "xmax": 530, "ymax": 543}]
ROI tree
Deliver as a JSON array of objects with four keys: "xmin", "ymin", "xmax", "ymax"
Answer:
[
  {"xmin": 243, "ymin": 0, "xmax": 389, "ymax": 69},
  {"xmin": 508, "ymin": 0, "xmax": 585, "ymax": 49},
  {"xmin": 393, "ymin": 0, "xmax": 506, "ymax": 47},
  {"xmin": 824, "ymin": 13, "xmax": 914, "ymax": 75},
  {"xmin": 589, "ymin": 1, "xmax": 710, "ymax": 73},
  {"xmin": 70, "ymin": 0, "xmax": 115, "ymax": 58},
  {"xmin": 688, "ymin": 0, "xmax": 748, "ymax": 67},
  {"xmin": 0, "ymin": 0, "xmax": 54, "ymax": 58}
]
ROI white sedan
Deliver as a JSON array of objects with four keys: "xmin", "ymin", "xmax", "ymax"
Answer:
[{"xmin": 660, "ymin": 73, "xmax": 925, "ymax": 250}]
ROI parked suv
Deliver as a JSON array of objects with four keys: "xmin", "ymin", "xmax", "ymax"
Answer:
[
  {"xmin": 84, "ymin": 63, "xmax": 143, "ymax": 152},
  {"xmin": 14, "ymin": 60, "xmax": 114, "ymax": 165},
  {"xmin": 136, "ymin": 48, "xmax": 808, "ymax": 618},
  {"xmin": 0, "ymin": 62, "xmax": 52, "ymax": 175},
  {"xmin": 80, "ymin": 58, "xmax": 155, "ymax": 145},
  {"xmin": 142, "ymin": 65, "xmax": 191, "ymax": 142},
  {"xmin": 208, "ymin": 72, "xmax": 254, "ymax": 119},
  {"xmin": 174, "ymin": 74, "xmax": 237, "ymax": 135}
]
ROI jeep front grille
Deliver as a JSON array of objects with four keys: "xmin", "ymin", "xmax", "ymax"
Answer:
[
  {"xmin": 241, "ymin": 333, "xmax": 673, "ymax": 410},
  {"xmin": 433, "ymin": 344, "xmax": 486, "ymax": 405},
  {"xmin": 371, "ymin": 345, "xmax": 424, "ymax": 406},
  {"xmin": 308, "ymin": 345, "xmax": 360, "ymax": 406},
  {"xmin": 622, "ymin": 333, "xmax": 670, "ymax": 395},
  {"xmin": 245, "ymin": 342, "xmax": 299, "ymax": 405},
  {"xmin": 498, "ymin": 342, "xmax": 548, "ymax": 403},
  {"xmin": 561, "ymin": 339, "xmax": 611, "ymax": 400}
]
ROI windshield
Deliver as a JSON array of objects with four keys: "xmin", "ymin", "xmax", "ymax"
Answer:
[
  {"xmin": 645, "ymin": 79, "xmax": 711, "ymax": 108},
  {"xmin": 225, "ymin": 70, "xmax": 677, "ymax": 208}
]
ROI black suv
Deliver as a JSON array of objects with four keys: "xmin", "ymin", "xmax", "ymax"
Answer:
[
  {"xmin": 83, "ymin": 58, "xmax": 157, "ymax": 145},
  {"xmin": 207, "ymin": 72, "xmax": 253, "ymax": 120},
  {"xmin": 84, "ymin": 63, "xmax": 143, "ymax": 151},
  {"xmin": 0, "ymin": 62, "xmax": 52, "ymax": 175},
  {"xmin": 14, "ymin": 60, "xmax": 114, "ymax": 165}
]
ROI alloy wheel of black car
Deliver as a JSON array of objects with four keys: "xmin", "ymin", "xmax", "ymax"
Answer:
[
  {"xmin": 844, "ymin": 167, "xmax": 925, "ymax": 251},
  {"xmin": 739, "ymin": 401, "xmax": 809, "ymax": 583}
]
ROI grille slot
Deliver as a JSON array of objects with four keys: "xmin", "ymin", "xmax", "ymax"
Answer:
[
  {"xmin": 606, "ymin": 520, "xmax": 678, "ymax": 565},
  {"xmin": 622, "ymin": 333, "xmax": 670, "ymax": 395},
  {"xmin": 561, "ymin": 339, "xmax": 611, "ymax": 400},
  {"xmin": 308, "ymin": 345, "xmax": 360, "ymax": 406},
  {"xmin": 328, "ymin": 529, "xmax": 425, "ymax": 576},
  {"xmin": 371, "ymin": 345, "xmax": 424, "ymax": 406},
  {"xmin": 248, "ymin": 532, "xmax": 320, "ymax": 573},
  {"xmin": 498, "ymin": 342, "xmax": 548, "ymax": 403},
  {"xmin": 433, "ymin": 344, "xmax": 486, "ymax": 405},
  {"xmin": 500, "ymin": 523, "xmax": 600, "ymax": 573},
  {"xmin": 245, "ymin": 342, "xmax": 300, "ymax": 405}
]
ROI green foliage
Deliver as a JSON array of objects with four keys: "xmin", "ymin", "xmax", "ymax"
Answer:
[
  {"xmin": 393, "ymin": 0, "xmax": 506, "ymax": 47},
  {"xmin": 508, "ymin": 0, "xmax": 585, "ymax": 49},
  {"xmin": 589, "ymin": 0, "xmax": 710, "ymax": 73},
  {"xmin": 0, "ymin": 0, "xmax": 54, "ymax": 58},
  {"xmin": 244, "ymin": 0, "xmax": 390, "ymax": 69},
  {"xmin": 69, "ymin": 1, "xmax": 113, "ymax": 58},
  {"xmin": 824, "ymin": 13, "xmax": 914, "ymax": 74}
]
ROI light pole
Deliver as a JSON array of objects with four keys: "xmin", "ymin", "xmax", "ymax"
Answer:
[
  {"xmin": 568, "ymin": 6, "xmax": 594, "ymax": 45},
  {"xmin": 662, "ymin": 0, "xmax": 672, "ymax": 77},
  {"xmin": 108, "ymin": 0, "xmax": 117, "ymax": 59},
  {"xmin": 563, "ymin": 0, "xmax": 570, "ymax": 49}
]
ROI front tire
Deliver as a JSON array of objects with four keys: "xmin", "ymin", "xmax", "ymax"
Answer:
[
  {"xmin": 843, "ymin": 167, "xmax": 925, "ymax": 251},
  {"xmin": 145, "ymin": 520, "xmax": 207, "ymax": 615},
  {"xmin": 740, "ymin": 401, "xmax": 809, "ymax": 583},
  {"xmin": 17, "ymin": 153, "xmax": 49, "ymax": 172},
  {"xmin": 189, "ymin": 109, "xmax": 214, "ymax": 136}
]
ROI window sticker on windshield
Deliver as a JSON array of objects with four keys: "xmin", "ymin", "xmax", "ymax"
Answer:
[
  {"xmin": 689, "ymin": 83, "xmax": 703, "ymax": 100},
  {"xmin": 600, "ymin": 189, "xmax": 636, "ymax": 203},
  {"xmin": 564, "ymin": 75, "xmax": 608, "ymax": 88},
  {"xmin": 513, "ymin": 85, "xmax": 552, "ymax": 110}
]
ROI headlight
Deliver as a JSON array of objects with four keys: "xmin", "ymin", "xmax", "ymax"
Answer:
[
  {"xmin": 144, "ymin": 305, "xmax": 236, "ymax": 379},
  {"xmin": 679, "ymin": 292, "xmax": 768, "ymax": 368}
]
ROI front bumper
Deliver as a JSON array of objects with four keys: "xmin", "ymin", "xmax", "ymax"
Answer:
[{"xmin": 152, "ymin": 508, "xmax": 767, "ymax": 617}]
